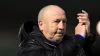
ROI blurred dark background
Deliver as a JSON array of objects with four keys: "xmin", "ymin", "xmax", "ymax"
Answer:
[{"xmin": 0, "ymin": 0, "xmax": 100, "ymax": 56}]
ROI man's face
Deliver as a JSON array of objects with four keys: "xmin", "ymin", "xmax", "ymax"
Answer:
[{"xmin": 42, "ymin": 12, "xmax": 67, "ymax": 43}]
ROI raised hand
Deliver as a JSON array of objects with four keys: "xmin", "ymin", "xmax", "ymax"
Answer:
[{"xmin": 77, "ymin": 10, "xmax": 90, "ymax": 36}]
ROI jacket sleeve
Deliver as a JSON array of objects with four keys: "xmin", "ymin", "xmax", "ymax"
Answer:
[
  {"xmin": 83, "ymin": 33, "xmax": 98, "ymax": 56},
  {"xmin": 74, "ymin": 35, "xmax": 85, "ymax": 47},
  {"xmin": 91, "ymin": 36, "xmax": 100, "ymax": 56},
  {"xmin": 60, "ymin": 35, "xmax": 86, "ymax": 56}
]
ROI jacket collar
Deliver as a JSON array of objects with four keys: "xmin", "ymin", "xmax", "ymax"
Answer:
[{"xmin": 29, "ymin": 24, "xmax": 58, "ymax": 49}]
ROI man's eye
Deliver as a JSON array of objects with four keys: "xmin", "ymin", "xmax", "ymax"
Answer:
[
  {"xmin": 63, "ymin": 20, "xmax": 66, "ymax": 23},
  {"xmin": 55, "ymin": 20, "xmax": 60, "ymax": 23}
]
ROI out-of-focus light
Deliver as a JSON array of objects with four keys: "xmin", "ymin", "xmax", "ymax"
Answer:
[{"xmin": 96, "ymin": 20, "xmax": 100, "ymax": 35}]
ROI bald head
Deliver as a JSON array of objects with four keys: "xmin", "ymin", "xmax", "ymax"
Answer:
[{"xmin": 38, "ymin": 5, "xmax": 65, "ymax": 21}]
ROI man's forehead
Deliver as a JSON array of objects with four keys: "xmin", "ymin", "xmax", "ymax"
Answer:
[
  {"xmin": 44, "ymin": 5, "xmax": 65, "ymax": 15},
  {"xmin": 55, "ymin": 14, "xmax": 66, "ymax": 19},
  {"xmin": 38, "ymin": 5, "xmax": 66, "ymax": 21}
]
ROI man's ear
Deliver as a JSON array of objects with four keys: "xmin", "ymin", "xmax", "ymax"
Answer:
[{"xmin": 38, "ymin": 20, "xmax": 44, "ymax": 31}]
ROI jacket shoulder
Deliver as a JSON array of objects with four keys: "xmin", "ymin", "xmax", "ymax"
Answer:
[{"xmin": 17, "ymin": 40, "xmax": 46, "ymax": 56}]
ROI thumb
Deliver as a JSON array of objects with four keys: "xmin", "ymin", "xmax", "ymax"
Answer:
[{"xmin": 78, "ymin": 22, "xmax": 83, "ymax": 26}]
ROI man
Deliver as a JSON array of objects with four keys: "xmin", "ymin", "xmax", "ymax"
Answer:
[{"xmin": 17, "ymin": 5, "xmax": 91, "ymax": 56}]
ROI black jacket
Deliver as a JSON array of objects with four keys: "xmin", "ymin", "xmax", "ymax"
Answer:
[
  {"xmin": 17, "ymin": 21, "xmax": 96, "ymax": 56},
  {"xmin": 91, "ymin": 35, "xmax": 100, "ymax": 56}
]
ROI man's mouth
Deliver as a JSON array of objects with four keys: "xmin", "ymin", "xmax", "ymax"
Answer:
[
  {"xmin": 57, "ymin": 32, "xmax": 63, "ymax": 36},
  {"xmin": 55, "ymin": 31, "xmax": 64, "ymax": 36},
  {"xmin": 57, "ymin": 32, "xmax": 63, "ymax": 35}
]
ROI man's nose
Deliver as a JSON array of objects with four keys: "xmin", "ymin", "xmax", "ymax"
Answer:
[{"xmin": 58, "ymin": 21, "xmax": 64, "ymax": 30}]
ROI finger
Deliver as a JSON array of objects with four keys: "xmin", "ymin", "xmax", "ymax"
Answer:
[
  {"xmin": 78, "ymin": 18, "xmax": 87, "ymax": 24},
  {"xmin": 83, "ymin": 25, "xmax": 86, "ymax": 28},
  {"xmin": 78, "ymin": 18, "xmax": 86, "ymax": 21},
  {"xmin": 82, "ymin": 10, "xmax": 88, "ymax": 14},
  {"xmin": 77, "ymin": 14, "xmax": 86, "ymax": 17},
  {"xmin": 78, "ymin": 22, "xmax": 84, "ymax": 26},
  {"xmin": 77, "ymin": 17, "xmax": 87, "ymax": 19},
  {"xmin": 77, "ymin": 17, "xmax": 89, "ymax": 22},
  {"xmin": 79, "ymin": 23, "xmax": 86, "ymax": 28},
  {"xmin": 79, "ymin": 20, "xmax": 87, "ymax": 23}
]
